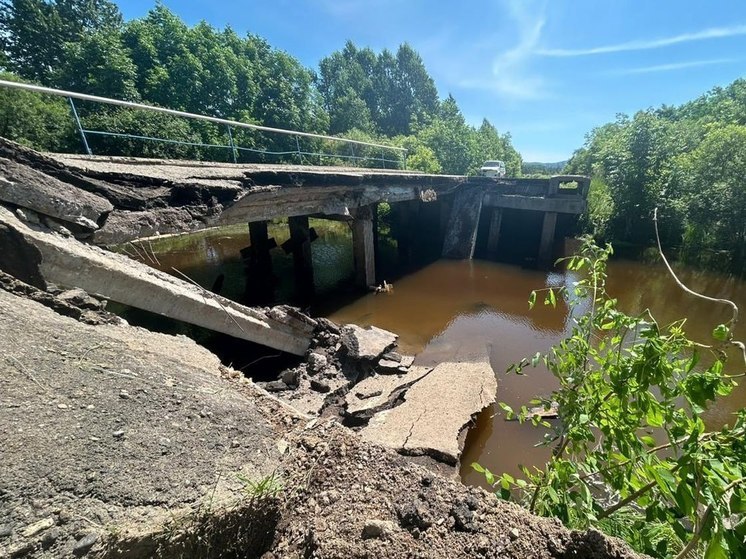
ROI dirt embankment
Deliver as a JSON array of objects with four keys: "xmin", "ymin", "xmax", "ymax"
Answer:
[{"xmin": 0, "ymin": 278, "xmax": 645, "ymax": 559}]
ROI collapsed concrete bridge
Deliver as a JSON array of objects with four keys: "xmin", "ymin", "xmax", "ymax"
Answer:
[{"xmin": 0, "ymin": 137, "xmax": 588, "ymax": 353}]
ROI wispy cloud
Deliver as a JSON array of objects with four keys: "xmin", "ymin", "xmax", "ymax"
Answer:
[
  {"xmin": 539, "ymin": 24, "xmax": 746, "ymax": 57},
  {"xmin": 603, "ymin": 58, "xmax": 738, "ymax": 76},
  {"xmin": 459, "ymin": 0, "xmax": 549, "ymax": 101}
]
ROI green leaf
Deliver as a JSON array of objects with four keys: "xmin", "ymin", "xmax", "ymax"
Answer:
[
  {"xmin": 704, "ymin": 533, "xmax": 727, "ymax": 559},
  {"xmin": 471, "ymin": 462, "xmax": 485, "ymax": 474},
  {"xmin": 712, "ymin": 324, "xmax": 729, "ymax": 342},
  {"xmin": 730, "ymin": 491, "xmax": 746, "ymax": 513},
  {"xmin": 544, "ymin": 288, "xmax": 556, "ymax": 308},
  {"xmin": 528, "ymin": 291, "xmax": 537, "ymax": 309}
]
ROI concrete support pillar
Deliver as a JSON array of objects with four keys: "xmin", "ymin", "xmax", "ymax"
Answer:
[
  {"xmin": 243, "ymin": 220, "xmax": 276, "ymax": 304},
  {"xmin": 441, "ymin": 185, "xmax": 483, "ymax": 260},
  {"xmin": 352, "ymin": 205, "xmax": 376, "ymax": 289},
  {"xmin": 392, "ymin": 200, "xmax": 418, "ymax": 266},
  {"xmin": 486, "ymin": 208, "xmax": 503, "ymax": 258},
  {"xmin": 288, "ymin": 215, "xmax": 314, "ymax": 300},
  {"xmin": 538, "ymin": 211, "xmax": 558, "ymax": 269}
]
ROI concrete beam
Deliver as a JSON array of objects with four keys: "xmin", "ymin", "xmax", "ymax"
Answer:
[
  {"xmin": 0, "ymin": 207, "xmax": 315, "ymax": 355},
  {"xmin": 482, "ymin": 193, "xmax": 586, "ymax": 214},
  {"xmin": 352, "ymin": 205, "xmax": 376, "ymax": 289}
]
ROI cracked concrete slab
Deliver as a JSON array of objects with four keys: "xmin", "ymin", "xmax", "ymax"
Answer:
[
  {"xmin": 361, "ymin": 358, "xmax": 497, "ymax": 465},
  {"xmin": 345, "ymin": 365, "xmax": 432, "ymax": 419}
]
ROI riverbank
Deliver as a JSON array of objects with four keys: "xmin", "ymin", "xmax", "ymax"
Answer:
[{"xmin": 0, "ymin": 278, "xmax": 642, "ymax": 558}]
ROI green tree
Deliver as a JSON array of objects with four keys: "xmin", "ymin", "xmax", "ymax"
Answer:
[
  {"xmin": 56, "ymin": 30, "xmax": 138, "ymax": 100},
  {"xmin": 0, "ymin": 71, "xmax": 75, "ymax": 150},
  {"xmin": 0, "ymin": 0, "xmax": 122, "ymax": 83}
]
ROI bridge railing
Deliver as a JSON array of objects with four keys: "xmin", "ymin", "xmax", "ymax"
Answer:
[{"xmin": 0, "ymin": 79, "xmax": 407, "ymax": 169}]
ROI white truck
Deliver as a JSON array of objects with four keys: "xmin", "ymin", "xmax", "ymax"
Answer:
[{"xmin": 479, "ymin": 160, "xmax": 506, "ymax": 178}]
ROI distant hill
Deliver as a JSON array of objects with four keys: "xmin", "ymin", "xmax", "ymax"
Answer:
[{"xmin": 522, "ymin": 161, "xmax": 567, "ymax": 175}]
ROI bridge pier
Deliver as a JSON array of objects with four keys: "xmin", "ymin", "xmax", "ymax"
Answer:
[
  {"xmin": 352, "ymin": 205, "xmax": 376, "ymax": 289},
  {"xmin": 287, "ymin": 215, "xmax": 315, "ymax": 301},
  {"xmin": 486, "ymin": 208, "xmax": 503, "ymax": 258},
  {"xmin": 243, "ymin": 220, "xmax": 276, "ymax": 305},
  {"xmin": 392, "ymin": 200, "xmax": 418, "ymax": 267},
  {"xmin": 442, "ymin": 185, "xmax": 483, "ymax": 260},
  {"xmin": 538, "ymin": 211, "xmax": 558, "ymax": 269}
]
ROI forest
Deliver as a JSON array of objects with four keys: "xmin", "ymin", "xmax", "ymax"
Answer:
[
  {"xmin": 566, "ymin": 79, "xmax": 746, "ymax": 273},
  {"xmin": 0, "ymin": 0, "xmax": 521, "ymax": 176}
]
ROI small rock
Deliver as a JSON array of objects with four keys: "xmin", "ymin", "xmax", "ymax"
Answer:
[
  {"xmin": 450, "ymin": 503, "xmax": 475, "ymax": 532},
  {"xmin": 276, "ymin": 439, "xmax": 289, "ymax": 454},
  {"xmin": 355, "ymin": 387, "xmax": 383, "ymax": 400},
  {"xmin": 508, "ymin": 527, "xmax": 520, "ymax": 541},
  {"xmin": 119, "ymin": 390, "xmax": 130, "ymax": 400},
  {"xmin": 0, "ymin": 524, "xmax": 12, "ymax": 538},
  {"xmin": 310, "ymin": 379, "xmax": 330, "ymax": 393},
  {"xmin": 231, "ymin": 440, "xmax": 240, "ymax": 448},
  {"xmin": 280, "ymin": 369, "xmax": 300, "ymax": 387},
  {"xmin": 15, "ymin": 208, "xmax": 28, "ymax": 221},
  {"xmin": 465, "ymin": 495, "xmax": 479, "ymax": 510},
  {"xmin": 377, "ymin": 358, "xmax": 402, "ymax": 374},
  {"xmin": 421, "ymin": 474, "xmax": 433, "ymax": 487},
  {"xmin": 397, "ymin": 502, "xmax": 432, "ymax": 532},
  {"xmin": 263, "ymin": 380, "xmax": 290, "ymax": 392},
  {"xmin": 361, "ymin": 519, "xmax": 396, "ymax": 540},
  {"xmin": 22, "ymin": 517, "xmax": 55, "ymax": 538},
  {"xmin": 42, "ymin": 527, "xmax": 60, "ymax": 546},
  {"xmin": 112, "ymin": 430, "xmax": 125, "ymax": 439},
  {"xmin": 57, "ymin": 403, "xmax": 69, "ymax": 410},
  {"xmin": 307, "ymin": 352, "xmax": 328, "ymax": 373},
  {"xmin": 381, "ymin": 351, "xmax": 402, "ymax": 363},
  {"xmin": 72, "ymin": 532, "xmax": 99, "ymax": 556}
]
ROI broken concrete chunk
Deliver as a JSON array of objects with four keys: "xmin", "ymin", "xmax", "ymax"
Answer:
[
  {"xmin": 377, "ymin": 358, "xmax": 403, "ymax": 374},
  {"xmin": 341, "ymin": 324, "xmax": 397, "ymax": 360},
  {"xmin": 361, "ymin": 360, "xmax": 497, "ymax": 465},
  {"xmin": 307, "ymin": 352, "xmax": 328, "ymax": 374},
  {"xmin": 0, "ymin": 157, "xmax": 112, "ymax": 230},
  {"xmin": 381, "ymin": 351, "xmax": 402, "ymax": 363},
  {"xmin": 57, "ymin": 288, "xmax": 104, "ymax": 311}
]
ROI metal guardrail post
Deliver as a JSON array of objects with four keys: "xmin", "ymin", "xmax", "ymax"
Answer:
[
  {"xmin": 381, "ymin": 149, "xmax": 386, "ymax": 169},
  {"xmin": 295, "ymin": 135, "xmax": 302, "ymax": 164},
  {"xmin": 68, "ymin": 97, "xmax": 92, "ymax": 155},
  {"xmin": 226, "ymin": 125, "xmax": 237, "ymax": 163}
]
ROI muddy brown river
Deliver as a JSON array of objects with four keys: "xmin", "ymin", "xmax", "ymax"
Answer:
[{"xmin": 136, "ymin": 223, "xmax": 746, "ymax": 488}]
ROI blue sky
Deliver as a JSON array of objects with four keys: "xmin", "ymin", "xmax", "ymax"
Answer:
[{"xmin": 117, "ymin": 0, "xmax": 746, "ymax": 162}]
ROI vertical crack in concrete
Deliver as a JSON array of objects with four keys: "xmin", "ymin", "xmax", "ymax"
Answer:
[{"xmin": 402, "ymin": 409, "xmax": 427, "ymax": 449}]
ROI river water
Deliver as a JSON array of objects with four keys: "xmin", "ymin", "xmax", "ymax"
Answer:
[{"xmin": 133, "ymin": 222, "xmax": 746, "ymax": 488}]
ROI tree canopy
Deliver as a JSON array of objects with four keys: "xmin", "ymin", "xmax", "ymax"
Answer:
[
  {"xmin": 566, "ymin": 78, "xmax": 746, "ymax": 273},
  {"xmin": 0, "ymin": 0, "xmax": 521, "ymax": 174}
]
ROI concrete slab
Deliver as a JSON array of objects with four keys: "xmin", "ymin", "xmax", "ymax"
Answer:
[
  {"xmin": 345, "ymin": 366, "xmax": 433, "ymax": 419},
  {"xmin": 0, "ymin": 157, "xmax": 112, "ymax": 229},
  {"xmin": 361, "ymin": 359, "xmax": 497, "ymax": 465}
]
